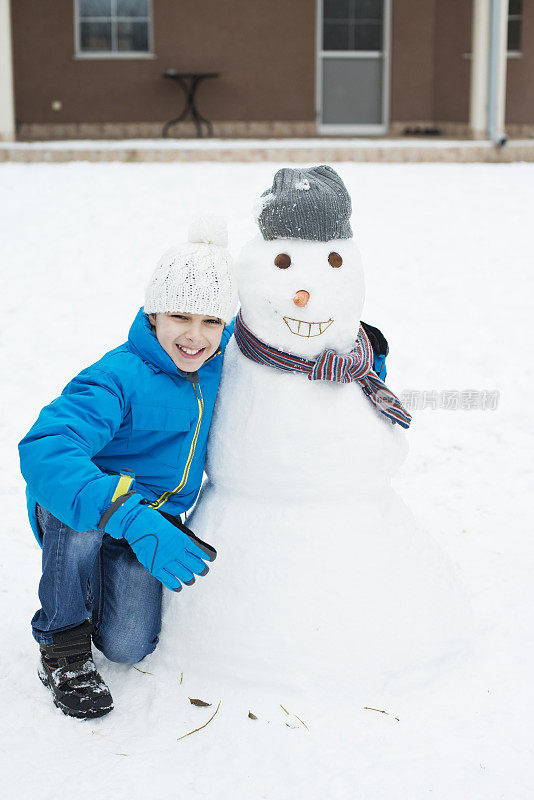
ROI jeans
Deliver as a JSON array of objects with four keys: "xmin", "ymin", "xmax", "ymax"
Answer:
[{"xmin": 31, "ymin": 505, "xmax": 162, "ymax": 663}]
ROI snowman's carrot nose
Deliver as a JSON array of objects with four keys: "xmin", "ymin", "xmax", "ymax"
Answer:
[{"xmin": 293, "ymin": 290, "xmax": 310, "ymax": 307}]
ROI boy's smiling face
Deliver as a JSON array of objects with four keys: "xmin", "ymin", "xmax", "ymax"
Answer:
[{"xmin": 148, "ymin": 312, "xmax": 225, "ymax": 372}]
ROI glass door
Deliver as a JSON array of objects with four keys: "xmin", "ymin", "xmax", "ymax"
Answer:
[{"xmin": 317, "ymin": 0, "xmax": 391, "ymax": 134}]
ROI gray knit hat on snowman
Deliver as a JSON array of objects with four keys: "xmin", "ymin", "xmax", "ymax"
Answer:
[
  {"xmin": 257, "ymin": 164, "xmax": 353, "ymax": 242},
  {"xmin": 144, "ymin": 215, "xmax": 237, "ymax": 324}
]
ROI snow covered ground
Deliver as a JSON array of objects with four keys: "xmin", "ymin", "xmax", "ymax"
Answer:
[{"xmin": 1, "ymin": 161, "xmax": 533, "ymax": 799}]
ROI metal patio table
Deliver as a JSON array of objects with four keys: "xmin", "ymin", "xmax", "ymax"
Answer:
[{"xmin": 162, "ymin": 71, "xmax": 220, "ymax": 138}]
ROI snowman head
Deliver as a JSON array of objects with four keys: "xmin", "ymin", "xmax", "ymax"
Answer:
[{"xmin": 237, "ymin": 165, "xmax": 365, "ymax": 358}]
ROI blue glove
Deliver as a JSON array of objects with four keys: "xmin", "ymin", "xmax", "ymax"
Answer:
[
  {"xmin": 100, "ymin": 493, "xmax": 216, "ymax": 592},
  {"xmin": 361, "ymin": 321, "xmax": 388, "ymax": 381},
  {"xmin": 373, "ymin": 353, "xmax": 387, "ymax": 382}
]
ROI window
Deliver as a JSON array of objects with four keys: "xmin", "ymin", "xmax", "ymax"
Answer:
[
  {"xmin": 507, "ymin": 0, "xmax": 522, "ymax": 53},
  {"xmin": 323, "ymin": 0, "xmax": 383, "ymax": 52},
  {"xmin": 75, "ymin": 0, "xmax": 151, "ymax": 55}
]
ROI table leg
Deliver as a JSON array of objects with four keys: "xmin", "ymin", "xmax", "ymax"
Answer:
[
  {"xmin": 162, "ymin": 76, "xmax": 193, "ymax": 138},
  {"xmin": 191, "ymin": 77, "xmax": 214, "ymax": 137}
]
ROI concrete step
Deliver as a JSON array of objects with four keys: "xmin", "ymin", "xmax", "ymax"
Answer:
[{"xmin": 1, "ymin": 138, "xmax": 533, "ymax": 163}]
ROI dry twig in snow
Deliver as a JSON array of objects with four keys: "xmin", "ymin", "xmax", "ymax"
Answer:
[
  {"xmin": 363, "ymin": 706, "xmax": 400, "ymax": 722},
  {"xmin": 177, "ymin": 700, "xmax": 222, "ymax": 741}
]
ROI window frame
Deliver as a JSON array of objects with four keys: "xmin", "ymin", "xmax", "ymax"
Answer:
[
  {"xmin": 507, "ymin": 0, "xmax": 522, "ymax": 56},
  {"xmin": 322, "ymin": 0, "xmax": 384, "ymax": 53},
  {"xmin": 73, "ymin": 0, "xmax": 154, "ymax": 59}
]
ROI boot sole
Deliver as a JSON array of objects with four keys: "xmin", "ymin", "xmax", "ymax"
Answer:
[{"xmin": 38, "ymin": 667, "xmax": 114, "ymax": 720}]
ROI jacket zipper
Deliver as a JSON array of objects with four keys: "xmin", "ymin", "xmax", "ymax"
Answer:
[
  {"xmin": 149, "ymin": 382, "xmax": 204, "ymax": 510},
  {"xmin": 205, "ymin": 348, "xmax": 221, "ymax": 363}
]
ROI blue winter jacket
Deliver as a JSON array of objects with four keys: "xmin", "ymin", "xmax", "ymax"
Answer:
[{"xmin": 19, "ymin": 308, "xmax": 234, "ymax": 545}]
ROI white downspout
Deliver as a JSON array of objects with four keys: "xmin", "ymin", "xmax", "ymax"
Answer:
[
  {"xmin": 487, "ymin": 0, "xmax": 509, "ymax": 145},
  {"xmin": 470, "ymin": 0, "xmax": 491, "ymax": 139},
  {"xmin": 0, "ymin": 0, "xmax": 15, "ymax": 141}
]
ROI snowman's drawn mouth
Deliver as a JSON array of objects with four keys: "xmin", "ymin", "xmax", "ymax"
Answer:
[{"xmin": 282, "ymin": 316, "xmax": 333, "ymax": 337}]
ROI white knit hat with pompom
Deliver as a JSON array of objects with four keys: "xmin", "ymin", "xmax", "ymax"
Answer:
[{"xmin": 144, "ymin": 215, "xmax": 237, "ymax": 323}]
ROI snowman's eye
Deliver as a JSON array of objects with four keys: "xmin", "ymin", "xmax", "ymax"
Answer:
[
  {"xmin": 328, "ymin": 252, "xmax": 343, "ymax": 268},
  {"xmin": 274, "ymin": 253, "xmax": 291, "ymax": 269}
]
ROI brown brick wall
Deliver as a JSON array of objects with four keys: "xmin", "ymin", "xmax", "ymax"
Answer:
[
  {"xmin": 10, "ymin": 0, "xmax": 534, "ymax": 131},
  {"xmin": 11, "ymin": 0, "xmax": 316, "ymax": 125},
  {"xmin": 432, "ymin": 0, "xmax": 471, "ymax": 122},
  {"xmin": 390, "ymin": 0, "xmax": 436, "ymax": 122},
  {"xmin": 390, "ymin": 0, "xmax": 470, "ymax": 125}
]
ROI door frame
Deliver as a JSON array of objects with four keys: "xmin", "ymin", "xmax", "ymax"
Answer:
[{"xmin": 316, "ymin": 0, "xmax": 392, "ymax": 135}]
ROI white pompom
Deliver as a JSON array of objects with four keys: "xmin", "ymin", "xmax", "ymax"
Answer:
[{"xmin": 188, "ymin": 214, "xmax": 228, "ymax": 247}]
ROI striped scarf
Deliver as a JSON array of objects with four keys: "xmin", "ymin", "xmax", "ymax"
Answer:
[{"xmin": 234, "ymin": 311, "xmax": 412, "ymax": 429}]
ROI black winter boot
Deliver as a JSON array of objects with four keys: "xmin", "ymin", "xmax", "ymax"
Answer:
[{"xmin": 38, "ymin": 621, "xmax": 113, "ymax": 719}]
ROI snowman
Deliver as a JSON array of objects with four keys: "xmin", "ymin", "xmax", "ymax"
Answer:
[{"xmin": 159, "ymin": 166, "xmax": 471, "ymax": 714}]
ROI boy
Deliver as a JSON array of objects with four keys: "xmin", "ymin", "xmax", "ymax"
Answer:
[{"xmin": 18, "ymin": 217, "xmax": 237, "ymax": 720}]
